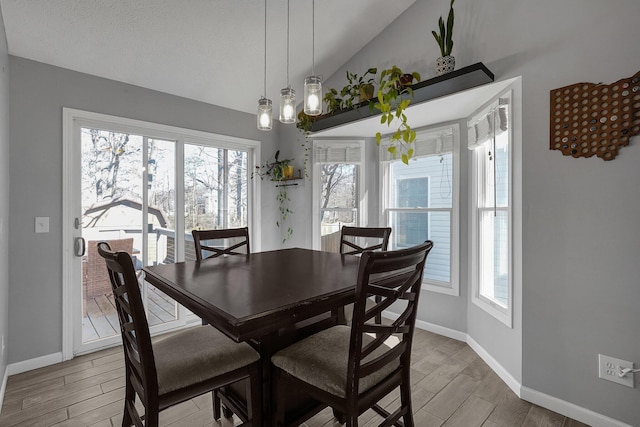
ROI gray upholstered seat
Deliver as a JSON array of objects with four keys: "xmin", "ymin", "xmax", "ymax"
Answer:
[
  {"xmin": 271, "ymin": 325, "xmax": 399, "ymax": 398},
  {"xmin": 154, "ymin": 326, "xmax": 259, "ymax": 395}
]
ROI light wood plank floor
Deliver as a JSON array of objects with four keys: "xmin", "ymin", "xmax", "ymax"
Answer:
[{"xmin": 0, "ymin": 328, "xmax": 590, "ymax": 426}]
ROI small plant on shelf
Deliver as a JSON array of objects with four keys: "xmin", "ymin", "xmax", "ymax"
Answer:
[
  {"xmin": 323, "ymin": 67, "xmax": 378, "ymax": 113},
  {"xmin": 372, "ymin": 65, "xmax": 421, "ymax": 164},
  {"xmin": 252, "ymin": 150, "xmax": 294, "ymax": 243},
  {"xmin": 432, "ymin": 0, "xmax": 456, "ymax": 75}
]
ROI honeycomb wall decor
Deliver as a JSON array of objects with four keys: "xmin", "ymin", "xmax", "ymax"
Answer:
[{"xmin": 550, "ymin": 70, "xmax": 640, "ymax": 160}]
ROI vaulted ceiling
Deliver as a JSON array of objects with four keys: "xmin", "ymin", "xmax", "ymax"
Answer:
[{"xmin": 0, "ymin": 0, "xmax": 415, "ymax": 114}]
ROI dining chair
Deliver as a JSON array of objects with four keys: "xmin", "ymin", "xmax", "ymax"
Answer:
[
  {"xmin": 339, "ymin": 226, "xmax": 391, "ymax": 255},
  {"xmin": 192, "ymin": 227, "xmax": 250, "ymax": 261},
  {"xmin": 191, "ymin": 226, "xmax": 251, "ymax": 420},
  {"xmin": 97, "ymin": 242, "xmax": 262, "ymax": 427},
  {"xmin": 271, "ymin": 240, "xmax": 433, "ymax": 427},
  {"xmin": 339, "ymin": 226, "xmax": 392, "ymax": 325}
]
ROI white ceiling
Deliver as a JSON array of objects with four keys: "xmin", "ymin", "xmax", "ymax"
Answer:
[{"xmin": 0, "ymin": 0, "xmax": 415, "ymax": 115}]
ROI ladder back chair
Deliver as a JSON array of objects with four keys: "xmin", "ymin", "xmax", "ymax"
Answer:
[
  {"xmin": 191, "ymin": 226, "xmax": 252, "ymax": 420},
  {"xmin": 97, "ymin": 242, "xmax": 262, "ymax": 427},
  {"xmin": 340, "ymin": 226, "xmax": 392, "ymax": 325},
  {"xmin": 192, "ymin": 227, "xmax": 250, "ymax": 261},
  {"xmin": 339, "ymin": 226, "xmax": 391, "ymax": 255},
  {"xmin": 271, "ymin": 240, "xmax": 433, "ymax": 427}
]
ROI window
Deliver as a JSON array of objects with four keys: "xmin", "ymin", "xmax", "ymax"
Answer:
[
  {"xmin": 381, "ymin": 125, "xmax": 459, "ymax": 294},
  {"xmin": 312, "ymin": 140, "xmax": 365, "ymax": 252},
  {"xmin": 469, "ymin": 91, "xmax": 513, "ymax": 326}
]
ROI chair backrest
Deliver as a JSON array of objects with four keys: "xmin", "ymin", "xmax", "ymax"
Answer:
[
  {"xmin": 192, "ymin": 227, "xmax": 250, "ymax": 261},
  {"xmin": 339, "ymin": 226, "xmax": 392, "ymax": 255},
  {"xmin": 346, "ymin": 240, "xmax": 433, "ymax": 403},
  {"xmin": 84, "ymin": 238, "xmax": 134, "ymax": 298},
  {"xmin": 97, "ymin": 241, "xmax": 160, "ymax": 420}
]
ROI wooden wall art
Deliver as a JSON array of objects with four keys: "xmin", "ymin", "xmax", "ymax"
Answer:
[{"xmin": 550, "ymin": 70, "xmax": 640, "ymax": 160}]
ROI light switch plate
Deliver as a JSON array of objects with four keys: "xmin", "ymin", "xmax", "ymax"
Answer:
[{"xmin": 35, "ymin": 217, "xmax": 49, "ymax": 233}]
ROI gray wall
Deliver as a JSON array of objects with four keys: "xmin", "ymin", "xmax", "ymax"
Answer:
[
  {"xmin": 5, "ymin": 0, "xmax": 640, "ymax": 424},
  {"xmin": 7, "ymin": 57, "xmax": 279, "ymax": 363},
  {"xmin": 0, "ymin": 3, "xmax": 9, "ymax": 388},
  {"xmin": 280, "ymin": 0, "xmax": 640, "ymax": 424}
]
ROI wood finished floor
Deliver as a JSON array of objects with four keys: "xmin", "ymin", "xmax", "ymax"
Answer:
[{"xmin": 0, "ymin": 327, "xmax": 590, "ymax": 427}]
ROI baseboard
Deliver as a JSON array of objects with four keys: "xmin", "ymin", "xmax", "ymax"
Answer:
[
  {"xmin": 6, "ymin": 351, "xmax": 63, "ymax": 376},
  {"xmin": 0, "ymin": 365, "xmax": 7, "ymax": 416},
  {"xmin": 385, "ymin": 311, "xmax": 631, "ymax": 427},
  {"xmin": 466, "ymin": 335, "xmax": 522, "ymax": 396},
  {"xmin": 520, "ymin": 386, "xmax": 634, "ymax": 427}
]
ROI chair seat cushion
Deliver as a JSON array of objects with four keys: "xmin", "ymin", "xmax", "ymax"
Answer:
[
  {"xmin": 271, "ymin": 325, "xmax": 398, "ymax": 398},
  {"xmin": 153, "ymin": 325, "xmax": 259, "ymax": 395}
]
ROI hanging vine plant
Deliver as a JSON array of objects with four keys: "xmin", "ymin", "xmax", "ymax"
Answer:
[
  {"xmin": 372, "ymin": 65, "xmax": 421, "ymax": 164},
  {"xmin": 296, "ymin": 110, "xmax": 316, "ymax": 177},
  {"xmin": 252, "ymin": 150, "xmax": 294, "ymax": 243}
]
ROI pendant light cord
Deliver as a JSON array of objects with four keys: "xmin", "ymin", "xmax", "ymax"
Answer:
[
  {"xmin": 263, "ymin": 0, "xmax": 267, "ymax": 98},
  {"xmin": 311, "ymin": 0, "xmax": 315, "ymax": 75},
  {"xmin": 286, "ymin": 0, "xmax": 290, "ymax": 86}
]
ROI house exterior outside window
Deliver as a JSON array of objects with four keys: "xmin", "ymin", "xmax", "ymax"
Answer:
[
  {"xmin": 381, "ymin": 125, "xmax": 460, "ymax": 295},
  {"xmin": 312, "ymin": 140, "xmax": 365, "ymax": 252}
]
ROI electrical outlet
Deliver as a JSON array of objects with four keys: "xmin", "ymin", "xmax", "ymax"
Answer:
[{"xmin": 599, "ymin": 354, "xmax": 634, "ymax": 388}]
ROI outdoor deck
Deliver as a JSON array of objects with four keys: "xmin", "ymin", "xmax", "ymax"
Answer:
[{"xmin": 82, "ymin": 285, "xmax": 177, "ymax": 342}]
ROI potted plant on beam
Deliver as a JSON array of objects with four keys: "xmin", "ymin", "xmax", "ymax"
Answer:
[{"xmin": 432, "ymin": 0, "xmax": 455, "ymax": 76}]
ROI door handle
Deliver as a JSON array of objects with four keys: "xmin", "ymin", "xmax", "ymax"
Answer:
[{"xmin": 74, "ymin": 237, "xmax": 86, "ymax": 257}]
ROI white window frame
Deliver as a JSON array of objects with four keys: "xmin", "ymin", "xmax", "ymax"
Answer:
[
  {"xmin": 62, "ymin": 108, "xmax": 261, "ymax": 358},
  {"xmin": 469, "ymin": 89, "xmax": 515, "ymax": 327},
  {"xmin": 311, "ymin": 139, "xmax": 366, "ymax": 250},
  {"xmin": 380, "ymin": 124, "xmax": 460, "ymax": 295}
]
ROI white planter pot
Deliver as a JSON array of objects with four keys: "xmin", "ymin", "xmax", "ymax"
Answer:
[{"xmin": 436, "ymin": 55, "xmax": 456, "ymax": 76}]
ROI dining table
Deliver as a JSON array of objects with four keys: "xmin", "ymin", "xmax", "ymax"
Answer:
[{"xmin": 142, "ymin": 247, "xmax": 362, "ymax": 426}]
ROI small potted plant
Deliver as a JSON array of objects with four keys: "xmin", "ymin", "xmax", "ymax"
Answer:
[
  {"xmin": 322, "ymin": 67, "xmax": 378, "ymax": 113},
  {"xmin": 432, "ymin": 0, "xmax": 455, "ymax": 75},
  {"xmin": 372, "ymin": 65, "xmax": 421, "ymax": 164},
  {"xmin": 341, "ymin": 67, "xmax": 378, "ymax": 108},
  {"xmin": 323, "ymin": 88, "xmax": 343, "ymax": 114}
]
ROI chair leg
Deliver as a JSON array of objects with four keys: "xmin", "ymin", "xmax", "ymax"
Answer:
[
  {"xmin": 399, "ymin": 380, "xmax": 414, "ymax": 427},
  {"xmin": 248, "ymin": 363, "xmax": 262, "ymax": 427},
  {"xmin": 346, "ymin": 416, "xmax": 358, "ymax": 427},
  {"xmin": 212, "ymin": 390, "xmax": 221, "ymax": 420},
  {"xmin": 272, "ymin": 369, "xmax": 285, "ymax": 427}
]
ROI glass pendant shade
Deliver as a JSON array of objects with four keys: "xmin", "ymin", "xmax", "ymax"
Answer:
[
  {"xmin": 304, "ymin": 75, "xmax": 323, "ymax": 116},
  {"xmin": 257, "ymin": 98, "xmax": 273, "ymax": 131},
  {"xmin": 279, "ymin": 87, "xmax": 296, "ymax": 124}
]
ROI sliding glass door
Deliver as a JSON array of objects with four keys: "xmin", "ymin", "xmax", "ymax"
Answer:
[{"xmin": 64, "ymin": 109, "xmax": 257, "ymax": 356}]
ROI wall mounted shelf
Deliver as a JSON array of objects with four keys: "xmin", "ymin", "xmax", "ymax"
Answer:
[{"xmin": 309, "ymin": 62, "xmax": 495, "ymax": 134}]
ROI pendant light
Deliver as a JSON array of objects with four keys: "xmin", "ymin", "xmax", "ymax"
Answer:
[
  {"xmin": 303, "ymin": 0, "xmax": 322, "ymax": 116},
  {"xmin": 257, "ymin": 0, "xmax": 272, "ymax": 131},
  {"xmin": 279, "ymin": 0, "xmax": 296, "ymax": 124}
]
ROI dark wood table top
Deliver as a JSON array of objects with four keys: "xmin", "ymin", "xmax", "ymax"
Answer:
[{"xmin": 143, "ymin": 248, "xmax": 361, "ymax": 342}]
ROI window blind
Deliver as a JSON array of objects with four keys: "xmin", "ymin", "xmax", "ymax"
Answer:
[
  {"xmin": 381, "ymin": 131, "xmax": 453, "ymax": 162},
  {"xmin": 467, "ymin": 98, "xmax": 509, "ymax": 150},
  {"xmin": 314, "ymin": 144, "xmax": 362, "ymax": 163}
]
